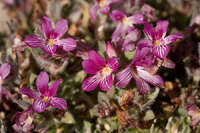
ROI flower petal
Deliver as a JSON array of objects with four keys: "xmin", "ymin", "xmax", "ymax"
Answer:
[
  {"xmin": 112, "ymin": 23, "xmax": 123, "ymax": 42},
  {"xmin": 128, "ymin": 13, "xmax": 144, "ymax": 24},
  {"xmin": 90, "ymin": 5, "xmax": 99, "ymax": 22},
  {"xmin": 116, "ymin": 67, "xmax": 133, "ymax": 88},
  {"xmin": 106, "ymin": 42, "xmax": 117, "ymax": 58},
  {"xmin": 42, "ymin": 45, "xmax": 57, "ymax": 55},
  {"xmin": 0, "ymin": 63, "xmax": 11, "ymax": 79},
  {"xmin": 82, "ymin": 60, "xmax": 100, "ymax": 74},
  {"xmin": 50, "ymin": 97, "xmax": 67, "ymax": 110},
  {"xmin": 144, "ymin": 23, "xmax": 155, "ymax": 40},
  {"xmin": 48, "ymin": 79, "xmax": 62, "ymax": 97},
  {"xmin": 136, "ymin": 66, "xmax": 164, "ymax": 87},
  {"xmin": 40, "ymin": 16, "xmax": 52, "ymax": 38},
  {"xmin": 136, "ymin": 39, "xmax": 152, "ymax": 48},
  {"xmin": 82, "ymin": 75, "xmax": 100, "ymax": 91},
  {"xmin": 156, "ymin": 20, "xmax": 169, "ymax": 38},
  {"xmin": 54, "ymin": 19, "xmax": 68, "ymax": 38},
  {"xmin": 131, "ymin": 47, "xmax": 150, "ymax": 64},
  {"xmin": 133, "ymin": 75, "xmax": 151, "ymax": 95},
  {"xmin": 107, "ymin": 58, "xmax": 119, "ymax": 72},
  {"xmin": 88, "ymin": 50, "xmax": 106, "ymax": 68},
  {"xmin": 152, "ymin": 45, "xmax": 170, "ymax": 59},
  {"xmin": 162, "ymin": 58, "xmax": 175, "ymax": 68},
  {"xmin": 24, "ymin": 35, "xmax": 44, "ymax": 48},
  {"xmin": 99, "ymin": 74, "xmax": 112, "ymax": 91},
  {"xmin": 59, "ymin": 38, "xmax": 77, "ymax": 51},
  {"xmin": 20, "ymin": 88, "xmax": 37, "ymax": 99},
  {"xmin": 36, "ymin": 72, "xmax": 49, "ymax": 95},
  {"xmin": 110, "ymin": 9, "xmax": 125, "ymax": 22},
  {"xmin": 165, "ymin": 33, "xmax": 183, "ymax": 45},
  {"xmin": 33, "ymin": 99, "xmax": 49, "ymax": 113}
]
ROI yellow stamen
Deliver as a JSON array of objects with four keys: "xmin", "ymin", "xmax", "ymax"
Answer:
[
  {"xmin": 43, "ymin": 96, "xmax": 49, "ymax": 102},
  {"xmin": 48, "ymin": 39, "xmax": 54, "ymax": 45},
  {"xmin": 155, "ymin": 40, "xmax": 160, "ymax": 45},
  {"xmin": 122, "ymin": 17, "xmax": 127, "ymax": 23},
  {"xmin": 99, "ymin": 0, "xmax": 105, "ymax": 6},
  {"xmin": 103, "ymin": 67, "xmax": 112, "ymax": 76},
  {"xmin": 103, "ymin": 67, "xmax": 109, "ymax": 73}
]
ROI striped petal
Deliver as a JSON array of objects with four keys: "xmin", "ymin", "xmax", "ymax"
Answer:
[
  {"xmin": 82, "ymin": 75, "xmax": 100, "ymax": 91},
  {"xmin": 156, "ymin": 20, "xmax": 169, "ymax": 38},
  {"xmin": 50, "ymin": 97, "xmax": 67, "ymax": 110},
  {"xmin": 165, "ymin": 33, "xmax": 183, "ymax": 45},
  {"xmin": 59, "ymin": 38, "xmax": 77, "ymax": 51},
  {"xmin": 134, "ymin": 75, "xmax": 151, "ymax": 95},
  {"xmin": 99, "ymin": 74, "xmax": 112, "ymax": 91},
  {"xmin": 42, "ymin": 45, "xmax": 57, "ymax": 55},
  {"xmin": 116, "ymin": 67, "xmax": 132, "ymax": 88},
  {"xmin": 152, "ymin": 45, "xmax": 170, "ymax": 59},
  {"xmin": 107, "ymin": 58, "xmax": 119, "ymax": 72},
  {"xmin": 136, "ymin": 66, "xmax": 164, "ymax": 87},
  {"xmin": 33, "ymin": 99, "xmax": 49, "ymax": 113},
  {"xmin": 24, "ymin": 35, "xmax": 44, "ymax": 48}
]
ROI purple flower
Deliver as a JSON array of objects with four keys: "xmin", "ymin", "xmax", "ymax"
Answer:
[
  {"xmin": 116, "ymin": 47, "xmax": 164, "ymax": 95},
  {"xmin": 137, "ymin": 20, "xmax": 183, "ymax": 59},
  {"xmin": 24, "ymin": 16, "xmax": 77, "ymax": 55},
  {"xmin": 82, "ymin": 50, "xmax": 119, "ymax": 91},
  {"xmin": 20, "ymin": 72, "xmax": 67, "ymax": 113},
  {"xmin": 12, "ymin": 106, "xmax": 34, "ymax": 133},
  {"xmin": 90, "ymin": 0, "xmax": 119, "ymax": 22},
  {"xmin": 0, "ymin": 63, "xmax": 11, "ymax": 100},
  {"xmin": 110, "ymin": 10, "xmax": 144, "ymax": 43}
]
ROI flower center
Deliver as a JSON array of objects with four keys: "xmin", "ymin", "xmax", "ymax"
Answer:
[
  {"xmin": 99, "ymin": 0, "xmax": 105, "ymax": 6},
  {"xmin": 43, "ymin": 96, "xmax": 49, "ymax": 102},
  {"xmin": 48, "ymin": 39, "xmax": 54, "ymax": 45},
  {"xmin": 122, "ymin": 17, "xmax": 132, "ymax": 27},
  {"xmin": 102, "ymin": 67, "xmax": 112, "ymax": 76},
  {"xmin": 154, "ymin": 40, "xmax": 160, "ymax": 45},
  {"xmin": 122, "ymin": 17, "xmax": 128, "ymax": 23}
]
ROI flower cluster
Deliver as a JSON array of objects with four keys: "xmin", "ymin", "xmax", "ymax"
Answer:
[
  {"xmin": 85, "ymin": 0, "xmax": 183, "ymax": 95},
  {"xmin": 2, "ymin": 0, "xmax": 186, "ymax": 132}
]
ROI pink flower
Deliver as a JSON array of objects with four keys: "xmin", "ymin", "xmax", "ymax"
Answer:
[
  {"xmin": 20, "ymin": 72, "xmax": 67, "ymax": 113},
  {"xmin": 110, "ymin": 10, "xmax": 143, "ymax": 43},
  {"xmin": 137, "ymin": 20, "xmax": 183, "ymax": 59},
  {"xmin": 24, "ymin": 16, "xmax": 77, "ymax": 55},
  {"xmin": 116, "ymin": 47, "xmax": 164, "ymax": 95},
  {"xmin": 82, "ymin": 50, "xmax": 118, "ymax": 91}
]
